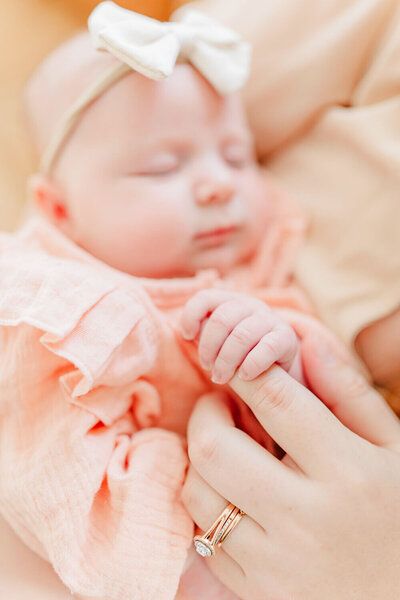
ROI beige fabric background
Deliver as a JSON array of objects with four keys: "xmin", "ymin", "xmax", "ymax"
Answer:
[{"xmin": 186, "ymin": 0, "xmax": 400, "ymax": 349}]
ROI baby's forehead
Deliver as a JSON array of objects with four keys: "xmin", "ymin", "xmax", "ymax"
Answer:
[
  {"xmin": 83, "ymin": 63, "xmax": 250, "ymax": 146},
  {"xmin": 24, "ymin": 31, "xmax": 120, "ymax": 160}
]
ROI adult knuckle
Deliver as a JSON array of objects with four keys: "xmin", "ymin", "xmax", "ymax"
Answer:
[
  {"xmin": 189, "ymin": 428, "xmax": 220, "ymax": 469},
  {"xmin": 344, "ymin": 370, "xmax": 370, "ymax": 401},
  {"xmin": 336, "ymin": 466, "xmax": 374, "ymax": 506},
  {"xmin": 251, "ymin": 373, "xmax": 293, "ymax": 414},
  {"xmin": 181, "ymin": 478, "xmax": 200, "ymax": 512}
]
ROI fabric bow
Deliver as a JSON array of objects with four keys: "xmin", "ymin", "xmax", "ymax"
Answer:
[{"xmin": 88, "ymin": 1, "xmax": 251, "ymax": 94}]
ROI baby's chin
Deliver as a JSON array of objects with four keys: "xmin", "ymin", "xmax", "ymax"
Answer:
[
  {"xmin": 188, "ymin": 239, "xmax": 257, "ymax": 277},
  {"xmin": 123, "ymin": 246, "xmax": 246, "ymax": 280},
  {"xmin": 80, "ymin": 230, "xmax": 259, "ymax": 280}
]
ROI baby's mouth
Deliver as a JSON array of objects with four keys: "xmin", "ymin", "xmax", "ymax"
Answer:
[{"xmin": 193, "ymin": 225, "xmax": 241, "ymax": 246}]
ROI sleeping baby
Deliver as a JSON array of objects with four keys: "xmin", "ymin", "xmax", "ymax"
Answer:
[{"xmin": 0, "ymin": 3, "xmax": 345, "ymax": 600}]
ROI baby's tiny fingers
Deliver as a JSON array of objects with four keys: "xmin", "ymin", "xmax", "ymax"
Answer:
[
  {"xmin": 198, "ymin": 300, "xmax": 253, "ymax": 370},
  {"xmin": 238, "ymin": 327, "xmax": 298, "ymax": 380},
  {"xmin": 211, "ymin": 313, "xmax": 275, "ymax": 384},
  {"xmin": 180, "ymin": 289, "xmax": 238, "ymax": 340}
]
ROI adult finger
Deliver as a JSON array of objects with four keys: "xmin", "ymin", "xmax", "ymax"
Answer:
[
  {"xmin": 179, "ymin": 527, "xmax": 247, "ymax": 600},
  {"xmin": 181, "ymin": 464, "xmax": 265, "ymax": 570},
  {"xmin": 280, "ymin": 453, "xmax": 303, "ymax": 474},
  {"xmin": 193, "ymin": 544, "xmax": 248, "ymax": 600},
  {"xmin": 229, "ymin": 366, "xmax": 360, "ymax": 479},
  {"xmin": 187, "ymin": 393, "xmax": 306, "ymax": 525},
  {"xmin": 302, "ymin": 334, "xmax": 400, "ymax": 448}
]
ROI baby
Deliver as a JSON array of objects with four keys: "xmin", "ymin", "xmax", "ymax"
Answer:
[
  {"xmin": 27, "ymin": 6, "xmax": 304, "ymax": 388},
  {"xmin": 0, "ymin": 3, "xmax": 342, "ymax": 600}
]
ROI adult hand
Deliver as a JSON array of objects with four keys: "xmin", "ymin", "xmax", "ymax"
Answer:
[{"xmin": 181, "ymin": 336, "xmax": 400, "ymax": 600}]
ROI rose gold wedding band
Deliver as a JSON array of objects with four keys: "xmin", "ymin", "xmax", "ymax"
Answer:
[{"xmin": 193, "ymin": 502, "xmax": 245, "ymax": 558}]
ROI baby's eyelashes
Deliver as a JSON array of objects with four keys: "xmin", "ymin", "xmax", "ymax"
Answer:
[
  {"xmin": 129, "ymin": 151, "xmax": 184, "ymax": 176},
  {"xmin": 221, "ymin": 140, "xmax": 255, "ymax": 169}
]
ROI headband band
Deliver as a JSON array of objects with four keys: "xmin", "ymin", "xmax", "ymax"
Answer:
[{"xmin": 40, "ymin": 1, "xmax": 251, "ymax": 175}]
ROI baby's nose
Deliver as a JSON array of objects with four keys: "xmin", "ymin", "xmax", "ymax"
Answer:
[{"xmin": 194, "ymin": 181, "xmax": 235, "ymax": 206}]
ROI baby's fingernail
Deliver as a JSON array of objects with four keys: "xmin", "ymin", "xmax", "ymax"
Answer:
[
  {"xmin": 180, "ymin": 327, "xmax": 194, "ymax": 340},
  {"xmin": 199, "ymin": 358, "xmax": 211, "ymax": 370},
  {"xmin": 211, "ymin": 370, "xmax": 223, "ymax": 384}
]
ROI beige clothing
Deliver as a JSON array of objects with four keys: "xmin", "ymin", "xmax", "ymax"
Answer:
[{"xmin": 183, "ymin": 0, "xmax": 400, "ymax": 346}]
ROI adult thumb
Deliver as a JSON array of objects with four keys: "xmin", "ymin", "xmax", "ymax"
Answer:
[{"xmin": 301, "ymin": 334, "xmax": 400, "ymax": 448}]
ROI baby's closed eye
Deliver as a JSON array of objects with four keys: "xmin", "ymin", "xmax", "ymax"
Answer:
[
  {"xmin": 221, "ymin": 141, "xmax": 254, "ymax": 169},
  {"xmin": 131, "ymin": 151, "xmax": 184, "ymax": 176}
]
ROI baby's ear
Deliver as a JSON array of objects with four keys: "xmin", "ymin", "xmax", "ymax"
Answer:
[{"xmin": 27, "ymin": 173, "xmax": 70, "ymax": 228}]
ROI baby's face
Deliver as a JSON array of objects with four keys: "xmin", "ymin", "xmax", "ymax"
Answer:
[{"xmin": 53, "ymin": 64, "xmax": 270, "ymax": 278}]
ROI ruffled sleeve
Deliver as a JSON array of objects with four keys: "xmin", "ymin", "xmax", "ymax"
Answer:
[{"xmin": 0, "ymin": 234, "xmax": 193, "ymax": 600}]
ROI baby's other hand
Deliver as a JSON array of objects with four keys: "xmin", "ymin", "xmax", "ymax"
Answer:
[{"xmin": 180, "ymin": 289, "xmax": 299, "ymax": 384}]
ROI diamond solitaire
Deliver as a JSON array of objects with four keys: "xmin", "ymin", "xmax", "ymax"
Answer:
[
  {"xmin": 194, "ymin": 538, "xmax": 215, "ymax": 557},
  {"xmin": 193, "ymin": 503, "xmax": 244, "ymax": 558}
]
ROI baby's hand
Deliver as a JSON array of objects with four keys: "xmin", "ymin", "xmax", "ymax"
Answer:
[{"xmin": 180, "ymin": 289, "xmax": 299, "ymax": 384}]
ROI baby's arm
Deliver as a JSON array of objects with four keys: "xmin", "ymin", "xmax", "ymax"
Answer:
[{"xmin": 180, "ymin": 289, "xmax": 303, "ymax": 384}]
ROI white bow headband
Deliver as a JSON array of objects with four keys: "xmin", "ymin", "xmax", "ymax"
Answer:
[{"xmin": 40, "ymin": 1, "xmax": 251, "ymax": 174}]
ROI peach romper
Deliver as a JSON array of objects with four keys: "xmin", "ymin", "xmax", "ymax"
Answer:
[{"xmin": 0, "ymin": 199, "xmax": 341, "ymax": 600}]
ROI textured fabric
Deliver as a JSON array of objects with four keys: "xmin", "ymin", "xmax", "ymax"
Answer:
[
  {"xmin": 90, "ymin": 2, "xmax": 250, "ymax": 92},
  {"xmin": 0, "ymin": 195, "xmax": 347, "ymax": 600},
  {"xmin": 187, "ymin": 0, "xmax": 400, "ymax": 347}
]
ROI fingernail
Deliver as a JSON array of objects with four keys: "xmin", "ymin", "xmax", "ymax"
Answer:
[
  {"xmin": 211, "ymin": 370, "xmax": 223, "ymax": 384},
  {"xmin": 180, "ymin": 328, "xmax": 194, "ymax": 340},
  {"xmin": 199, "ymin": 359, "xmax": 211, "ymax": 370}
]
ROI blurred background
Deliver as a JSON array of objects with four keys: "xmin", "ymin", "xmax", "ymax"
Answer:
[{"xmin": 0, "ymin": 0, "xmax": 188, "ymax": 231}]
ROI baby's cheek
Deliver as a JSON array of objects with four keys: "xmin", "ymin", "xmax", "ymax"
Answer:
[
  {"xmin": 238, "ymin": 179, "xmax": 270, "ymax": 256},
  {"xmin": 121, "ymin": 198, "xmax": 193, "ymax": 276},
  {"xmin": 138, "ymin": 202, "xmax": 190, "ymax": 251},
  {"xmin": 249, "ymin": 178, "xmax": 272, "ymax": 226}
]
